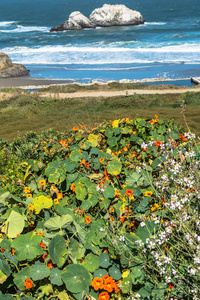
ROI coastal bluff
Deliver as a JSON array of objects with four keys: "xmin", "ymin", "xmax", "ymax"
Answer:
[
  {"xmin": 50, "ymin": 4, "xmax": 145, "ymax": 32},
  {"xmin": 0, "ymin": 52, "xmax": 29, "ymax": 78}
]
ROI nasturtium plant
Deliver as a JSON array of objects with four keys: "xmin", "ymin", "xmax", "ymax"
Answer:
[
  {"xmin": 107, "ymin": 156, "xmax": 122, "ymax": 175},
  {"xmin": 30, "ymin": 262, "xmax": 50, "ymax": 281},
  {"xmin": 12, "ymin": 232, "xmax": 43, "ymax": 261},
  {"xmin": 49, "ymin": 235, "xmax": 67, "ymax": 267},
  {"xmin": 33, "ymin": 195, "xmax": 53, "ymax": 214},
  {"xmin": 1, "ymin": 210, "xmax": 25, "ymax": 238},
  {"xmin": 61, "ymin": 264, "xmax": 91, "ymax": 293},
  {"xmin": 0, "ymin": 116, "xmax": 199, "ymax": 299},
  {"xmin": 83, "ymin": 253, "xmax": 99, "ymax": 272}
]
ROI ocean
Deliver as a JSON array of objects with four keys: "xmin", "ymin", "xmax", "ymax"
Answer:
[{"xmin": 0, "ymin": 0, "xmax": 200, "ymax": 85}]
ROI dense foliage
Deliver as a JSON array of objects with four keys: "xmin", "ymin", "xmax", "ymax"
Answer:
[{"xmin": 0, "ymin": 116, "xmax": 199, "ymax": 300}]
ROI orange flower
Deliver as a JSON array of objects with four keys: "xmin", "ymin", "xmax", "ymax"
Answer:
[
  {"xmin": 155, "ymin": 141, "xmax": 162, "ymax": 147},
  {"xmin": 42, "ymin": 253, "xmax": 48, "ymax": 260},
  {"xmin": 104, "ymin": 169, "xmax": 110, "ymax": 180},
  {"xmin": 150, "ymin": 120, "xmax": 155, "ymax": 124},
  {"xmin": 99, "ymin": 158, "xmax": 104, "ymax": 163},
  {"xmin": 57, "ymin": 192, "xmax": 63, "ymax": 200},
  {"xmin": 70, "ymin": 183, "xmax": 76, "ymax": 193},
  {"xmin": 182, "ymin": 136, "xmax": 187, "ymax": 142},
  {"xmin": 39, "ymin": 242, "xmax": 46, "ymax": 248},
  {"xmin": 125, "ymin": 189, "xmax": 133, "ymax": 197},
  {"xmin": 47, "ymin": 261, "xmax": 53, "ymax": 269},
  {"xmin": 38, "ymin": 231, "xmax": 45, "ymax": 236},
  {"xmin": 91, "ymin": 277, "xmax": 104, "ymax": 291},
  {"xmin": 119, "ymin": 217, "xmax": 127, "ymax": 224},
  {"xmin": 99, "ymin": 292, "xmax": 110, "ymax": 300},
  {"xmin": 131, "ymin": 153, "xmax": 137, "ymax": 158},
  {"xmin": 85, "ymin": 162, "xmax": 90, "ymax": 168},
  {"xmin": 123, "ymin": 147, "xmax": 128, "ymax": 152},
  {"xmin": 72, "ymin": 126, "xmax": 79, "ymax": 132},
  {"xmin": 80, "ymin": 159, "xmax": 86, "ymax": 165},
  {"xmin": 59, "ymin": 139, "xmax": 67, "ymax": 145},
  {"xmin": 104, "ymin": 277, "xmax": 116, "ymax": 293},
  {"xmin": 24, "ymin": 279, "xmax": 33, "ymax": 289},
  {"xmin": 102, "ymin": 274, "xmax": 110, "ymax": 281},
  {"xmin": 11, "ymin": 248, "xmax": 15, "ymax": 255},
  {"xmin": 129, "ymin": 221, "xmax": 136, "ymax": 228},
  {"xmin": 81, "ymin": 125, "xmax": 86, "ymax": 130},
  {"xmin": 85, "ymin": 216, "xmax": 92, "ymax": 224}
]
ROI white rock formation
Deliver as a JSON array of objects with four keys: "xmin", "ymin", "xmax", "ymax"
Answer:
[
  {"xmin": 89, "ymin": 4, "xmax": 144, "ymax": 27},
  {"xmin": 50, "ymin": 4, "xmax": 145, "ymax": 32},
  {"xmin": 50, "ymin": 11, "xmax": 95, "ymax": 31}
]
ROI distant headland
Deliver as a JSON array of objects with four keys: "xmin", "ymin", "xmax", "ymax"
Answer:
[{"xmin": 50, "ymin": 4, "xmax": 145, "ymax": 32}]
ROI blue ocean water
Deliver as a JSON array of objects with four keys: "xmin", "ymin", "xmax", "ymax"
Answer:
[{"xmin": 0, "ymin": 0, "xmax": 200, "ymax": 83}]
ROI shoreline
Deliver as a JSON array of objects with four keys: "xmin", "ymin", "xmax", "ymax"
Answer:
[{"xmin": 0, "ymin": 76, "xmax": 195, "ymax": 90}]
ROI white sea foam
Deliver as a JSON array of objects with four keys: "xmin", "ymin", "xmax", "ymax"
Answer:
[
  {"xmin": 0, "ymin": 25, "xmax": 50, "ymax": 33},
  {"xmin": 0, "ymin": 21, "xmax": 16, "ymax": 26},
  {"xmin": 143, "ymin": 22, "xmax": 167, "ymax": 26},
  {"xmin": 3, "ymin": 43, "xmax": 200, "ymax": 65}
]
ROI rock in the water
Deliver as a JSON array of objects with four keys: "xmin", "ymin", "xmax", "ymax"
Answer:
[
  {"xmin": 50, "ymin": 4, "xmax": 145, "ymax": 32},
  {"xmin": 89, "ymin": 4, "xmax": 144, "ymax": 27},
  {"xmin": 50, "ymin": 11, "xmax": 96, "ymax": 32},
  {"xmin": 0, "ymin": 52, "xmax": 29, "ymax": 78}
]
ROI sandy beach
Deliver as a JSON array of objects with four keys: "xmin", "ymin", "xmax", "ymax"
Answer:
[
  {"xmin": 0, "ymin": 77, "xmax": 79, "ymax": 89},
  {"xmin": 0, "ymin": 76, "xmax": 197, "ymax": 90}
]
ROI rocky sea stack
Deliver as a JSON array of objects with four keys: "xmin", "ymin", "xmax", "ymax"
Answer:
[
  {"xmin": 0, "ymin": 52, "xmax": 29, "ymax": 78},
  {"xmin": 50, "ymin": 4, "xmax": 145, "ymax": 32}
]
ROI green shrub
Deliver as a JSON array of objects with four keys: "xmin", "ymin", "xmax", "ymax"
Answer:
[{"xmin": 0, "ymin": 116, "xmax": 199, "ymax": 299}]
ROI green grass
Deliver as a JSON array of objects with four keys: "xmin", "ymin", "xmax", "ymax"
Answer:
[
  {"xmin": 39, "ymin": 82, "xmax": 190, "ymax": 93},
  {"xmin": 0, "ymin": 90, "xmax": 200, "ymax": 142}
]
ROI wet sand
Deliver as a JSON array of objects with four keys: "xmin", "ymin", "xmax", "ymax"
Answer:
[
  {"xmin": 0, "ymin": 77, "xmax": 79, "ymax": 89},
  {"xmin": 0, "ymin": 76, "xmax": 196, "ymax": 90}
]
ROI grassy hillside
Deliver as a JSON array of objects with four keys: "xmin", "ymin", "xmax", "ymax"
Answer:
[{"xmin": 0, "ymin": 85, "xmax": 200, "ymax": 142}]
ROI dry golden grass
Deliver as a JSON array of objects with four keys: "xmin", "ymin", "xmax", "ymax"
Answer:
[{"xmin": 0, "ymin": 90, "xmax": 199, "ymax": 142}]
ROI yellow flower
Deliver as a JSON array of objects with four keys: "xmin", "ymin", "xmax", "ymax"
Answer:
[
  {"xmin": 39, "ymin": 180, "xmax": 46, "ymax": 186},
  {"xmin": 28, "ymin": 203, "xmax": 35, "ymax": 211},
  {"xmin": 24, "ymin": 187, "xmax": 31, "ymax": 193},
  {"xmin": 26, "ymin": 194, "xmax": 32, "ymax": 198},
  {"xmin": 144, "ymin": 191, "xmax": 153, "ymax": 197},
  {"xmin": 122, "ymin": 269, "xmax": 130, "ymax": 278},
  {"xmin": 54, "ymin": 199, "xmax": 60, "ymax": 205},
  {"xmin": 151, "ymin": 203, "xmax": 161, "ymax": 212}
]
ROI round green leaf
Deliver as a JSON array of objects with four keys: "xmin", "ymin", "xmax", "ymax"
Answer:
[
  {"xmin": 30, "ymin": 262, "xmax": 50, "ymax": 281},
  {"xmin": 50, "ymin": 268, "xmax": 63, "ymax": 286},
  {"xmin": 44, "ymin": 214, "xmax": 73, "ymax": 231},
  {"xmin": 103, "ymin": 186, "xmax": 115, "ymax": 199},
  {"xmin": 109, "ymin": 265, "xmax": 122, "ymax": 280},
  {"xmin": 70, "ymin": 150, "xmax": 83, "ymax": 162},
  {"xmin": 2, "ymin": 210, "xmax": 25, "ymax": 238},
  {"xmin": 121, "ymin": 276, "xmax": 132, "ymax": 294},
  {"xmin": 75, "ymin": 183, "xmax": 88, "ymax": 201},
  {"xmin": 13, "ymin": 266, "xmax": 31, "ymax": 290},
  {"xmin": 93, "ymin": 268, "xmax": 108, "ymax": 278},
  {"xmin": 107, "ymin": 156, "xmax": 122, "ymax": 176},
  {"xmin": 49, "ymin": 235, "xmax": 66, "ymax": 268},
  {"xmin": 83, "ymin": 253, "xmax": 99, "ymax": 273},
  {"xmin": 99, "ymin": 253, "xmax": 112, "ymax": 269},
  {"xmin": 61, "ymin": 264, "xmax": 91, "ymax": 293},
  {"xmin": 12, "ymin": 232, "xmax": 42, "ymax": 261},
  {"xmin": 107, "ymin": 137, "xmax": 117, "ymax": 148}
]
